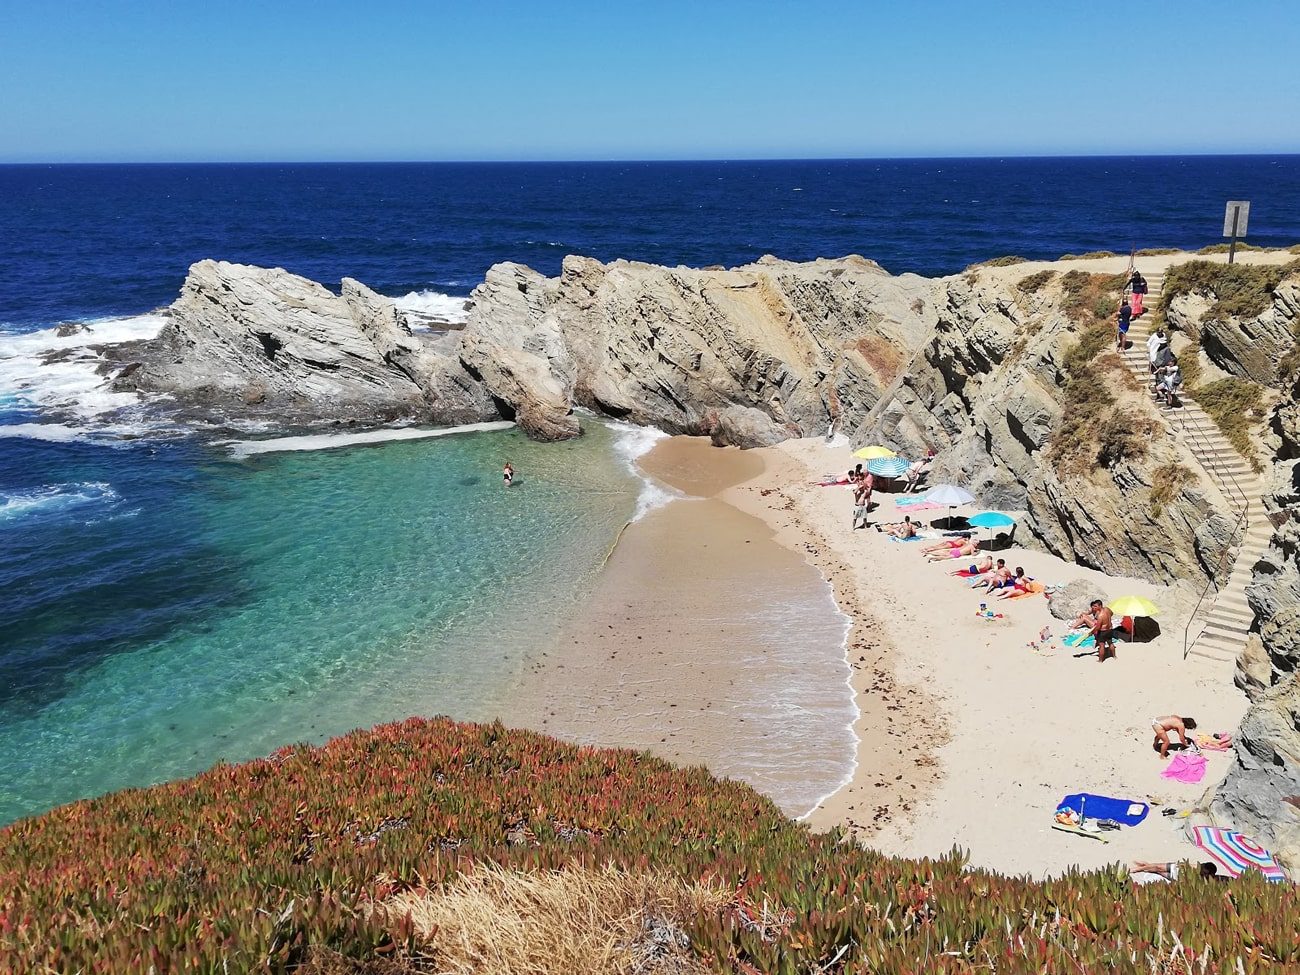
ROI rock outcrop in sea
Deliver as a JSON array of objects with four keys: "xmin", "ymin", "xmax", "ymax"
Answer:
[{"xmin": 119, "ymin": 260, "xmax": 496, "ymax": 427}]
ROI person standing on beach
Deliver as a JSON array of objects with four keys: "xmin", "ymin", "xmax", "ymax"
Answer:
[
  {"xmin": 1088, "ymin": 599, "xmax": 1117, "ymax": 662},
  {"xmin": 1116, "ymin": 298, "xmax": 1132, "ymax": 351},
  {"xmin": 851, "ymin": 477, "xmax": 870, "ymax": 529},
  {"xmin": 503, "ymin": 462, "xmax": 515, "ymax": 487}
]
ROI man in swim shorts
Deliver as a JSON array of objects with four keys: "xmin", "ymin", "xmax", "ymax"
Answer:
[{"xmin": 1088, "ymin": 599, "xmax": 1117, "ymax": 662}]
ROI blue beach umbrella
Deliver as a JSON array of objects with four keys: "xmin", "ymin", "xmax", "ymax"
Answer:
[
  {"xmin": 968, "ymin": 511, "xmax": 1016, "ymax": 529},
  {"xmin": 969, "ymin": 510, "xmax": 1017, "ymax": 545},
  {"xmin": 866, "ymin": 457, "xmax": 910, "ymax": 478}
]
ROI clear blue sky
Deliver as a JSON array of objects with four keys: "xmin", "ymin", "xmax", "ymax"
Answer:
[{"xmin": 2, "ymin": 0, "xmax": 1298, "ymax": 162}]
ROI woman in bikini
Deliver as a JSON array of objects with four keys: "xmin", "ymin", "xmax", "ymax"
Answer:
[{"xmin": 1152, "ymin": 715, "xmax": 1198, "ymax": 759}]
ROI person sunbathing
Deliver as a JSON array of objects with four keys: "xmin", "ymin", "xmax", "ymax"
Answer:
[
  {"xmin": 993, "ymin": 567, "xmax": 1034, "ymax": 598},
  {"xmin": 921, "ymin": 537, "xmax": 963, "ymax": 554},
  {"xmin": 1069, "ymin": 607, "xmax": 1099, "ymax": 630},
  {"xmin": 951, "ymin": 555, "xmax": 993, "ymax": 577},
  {"xmin": 1130, "ymin": 861, "xmax": 1224, "ymax": 884},
  {"xmin": 969, "ymin": 560, "xmax": 1010, "ymax": 589},
  {"xmin": 878, "ymin": 517, "xmax": 917, "ymax": 539},
  {"xmin": 926, "ymin": 538, "xmax": 977, "ymax": 561},
  {"xmin": 1152, "ymin": 715, "xmax": 1198, "ymax": 759}
]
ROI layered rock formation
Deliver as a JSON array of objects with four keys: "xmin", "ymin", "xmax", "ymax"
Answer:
[
  {"xmin": 850, "ymin": 269, "xmax": 1233, "ymax": 583},
  {"xmin": 1193, "ymin": 268, "xmax": 1300, "ymax": 871},
  {"xmin": 460, "ymin": 254, "xmax": 938, "ymax": 440},
  {"xmin": 118, "ymin": 260, "xmax": 496, "ymax": 426}
]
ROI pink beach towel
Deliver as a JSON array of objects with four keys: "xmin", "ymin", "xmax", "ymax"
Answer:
[{"xmin": 1161, "ymin": 753, "xmax": 1207, "ymax": 784}]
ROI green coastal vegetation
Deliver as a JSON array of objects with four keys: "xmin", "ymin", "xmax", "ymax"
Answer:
[
  {"xmin": 2, "ymin": 718, "xmax": 1296, "ymax": 974},
  {"xmin": 1156, "ymin": 259, "xmax": 1300, "ymax": 467}
]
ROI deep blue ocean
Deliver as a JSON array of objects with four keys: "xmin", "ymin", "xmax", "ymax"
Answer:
[{"xmin": 2, "ymin": 156, "xmax": 1298, "ymax": 825}]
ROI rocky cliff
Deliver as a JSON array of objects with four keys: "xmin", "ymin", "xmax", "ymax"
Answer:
[
  {"xmin": 119, "ymin": 255, "xmax": 1243, "ymax": 588},
  {"xmin": 118, "ymin": 260, "xmax": 496, "ymax": 427},
  {"xmin": 1186, "ymin": 267, "xmax": 1300, "ymax": 871},
  {"xmin": 460, "ymin": 254, "xmax": 938, "ymax": 441}
]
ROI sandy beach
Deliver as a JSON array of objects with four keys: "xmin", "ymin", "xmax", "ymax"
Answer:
[
  {"xmin": 515, "ymin": 432, "xmax": 1253, "ymax": 879},
  {"xmin": 724, "ymin": 437, "xmax": 1251, "ymax": 877}
]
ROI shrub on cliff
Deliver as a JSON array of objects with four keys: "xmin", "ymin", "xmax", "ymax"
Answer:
[
  {"xmin": 3, "ymin": 718, "xmax": 1299, "ymax": 974},
  {"xmin": 1161, "ymin": 259, "xmax": 1300, "ymax": 324}
]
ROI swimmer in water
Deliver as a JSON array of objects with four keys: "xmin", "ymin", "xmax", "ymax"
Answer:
[{"xmin": 503, "ymin": 462, "xmax": 515, "ymax": 487}]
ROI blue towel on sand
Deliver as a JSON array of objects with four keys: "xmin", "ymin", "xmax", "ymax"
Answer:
[
  {"xmin": 1057, "ymin": 793, "xmax": 1149, "ymax": 826},
  {"xmin": 1063, "ymin": 632, "xmax": 1096, "ymax": 649},
  {"xmin": 890, "ymin": 535, "xmax": 924, "ymax": 543}
]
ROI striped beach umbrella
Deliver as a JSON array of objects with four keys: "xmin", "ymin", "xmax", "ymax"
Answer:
[
  {"xmin": 866, "ymin": 457, "xmax": 910, "ymax": 478},
  {"xmin": 1191, "ymin": 826, "xmax": 1287, "ymax": 882}
]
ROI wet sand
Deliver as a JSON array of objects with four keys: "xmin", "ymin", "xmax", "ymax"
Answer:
[{"xmin": 508, "ymin": 437, "xmax": 857, "ymax": 817}]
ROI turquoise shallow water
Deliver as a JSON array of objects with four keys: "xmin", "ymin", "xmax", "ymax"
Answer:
[{"xmin": 0, "ymin": 423, "xmax": 640, "ymax": 824}]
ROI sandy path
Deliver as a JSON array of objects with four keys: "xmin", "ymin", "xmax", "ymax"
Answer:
[{"xmin": 725, "ymin": 437, "xmax": 1250, "ymax": 878}]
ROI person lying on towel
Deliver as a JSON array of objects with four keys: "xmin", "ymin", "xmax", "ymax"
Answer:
[
  {"xmin": 925, "ymin": 538, "xmax": 978, "ymax": 562},
  {"xmin": 950, "ymin": 555, "xmax": 994, "ymax": 577},
  {"xmin": 1130, "ymin": 861, "xmax": 1225, "ymax": 884},
  {"xmin": 878, "ymin": 516, "xmax": 917, "ymax": 539}
]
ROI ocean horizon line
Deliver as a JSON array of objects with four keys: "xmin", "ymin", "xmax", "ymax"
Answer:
[{"xmin": 5, "ymin": 150, "xmax": 1300, "ymax": 168}]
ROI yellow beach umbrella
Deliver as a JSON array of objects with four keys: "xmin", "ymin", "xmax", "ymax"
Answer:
[
  {"xmin": 1109, "ymin": 595, "xmax": 1160, "ymax": 618},
  {"xmin": 853, "ymin": 445, "xmax": 897, "ymax": 460}
]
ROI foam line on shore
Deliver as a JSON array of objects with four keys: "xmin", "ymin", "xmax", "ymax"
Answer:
[
  {"xmin": 603, "ymin": 420, "xmax": 689, "ymax": 521},
  {"xmin": 225, "ymin": 421, "xmax": 516, "ymax": 458}
]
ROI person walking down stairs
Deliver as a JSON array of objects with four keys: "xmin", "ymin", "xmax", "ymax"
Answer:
[{"xmin": 1129, "ymin": 269, "xmax": 1149, "ymax": 317}]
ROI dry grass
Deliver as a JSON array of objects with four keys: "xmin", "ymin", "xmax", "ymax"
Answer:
[
  {"xmin": 967, "ymin": 255, "xmax": 1027, "ymax": 269},
  {"xmin": 1134, "ymin": 247, "xmax": 1181, "ymax": 256},
  {"xmin": 1194, "ymin": 378, "xmax": 1266, "ymax": 470},
  {"xmin": 1149, "ymin": 463, "xmax": 1198, "ymax": 516},
  {"xmin": 1016, "ymin": 269, "xmax": 1054, "ymax": 294},
  {"xmin": 366, "ymin": 864, "xmax": 730, "ymax": 975},
  {"xmin": 1059, "ymin": 250, "xmax": 1118, "ymax": 260}
]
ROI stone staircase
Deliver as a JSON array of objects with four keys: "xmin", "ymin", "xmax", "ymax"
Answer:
[{"xmin": 1117, "ymin": 271, "xmax": 1268, "ymax": 670}]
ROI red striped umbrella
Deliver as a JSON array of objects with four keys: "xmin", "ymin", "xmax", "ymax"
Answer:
[{"xmin": 1191, "ymin": 826, "xmax": 1287, "ymax": 882}]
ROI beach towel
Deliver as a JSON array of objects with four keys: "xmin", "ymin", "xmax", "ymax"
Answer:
[
  {"xmin": 1057, "ymin": 793, "xmax": 1149, "ymax": 826},
  {"xmin": 894, "ymin": 496, "xmax": 944, "ymax": 511},
  {"xmin": 1001, "ymin": 581, "xmax": 1046, "ymax": 600},
  {"xmin": 1063, "ymin": 632, "xmax": 1095, "ymax": 649},
  {"xmin": 890, "ymin": 535, "xmax": 924, "ymax": 543},
  {"xmin": 952, "ymin": 567, "xmax": 983, "ymax": 578},
  {"xmin": 1161, "ymin": 753, "xmax": 1208, "ymax": 784}
]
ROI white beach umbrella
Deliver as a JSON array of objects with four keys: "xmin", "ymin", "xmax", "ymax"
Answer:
[{"xmin": 925, "ymin": 484, "xmax": 975, "ymax": 507}]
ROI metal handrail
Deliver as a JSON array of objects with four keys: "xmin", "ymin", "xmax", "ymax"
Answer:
[
  {"xmin": 1123, "ymin": 278, "xmax": 1256, "ymax": 660},
  {"xmin": 1183, "ymin": 500, "xmax": 1250, "ymax": 660}
]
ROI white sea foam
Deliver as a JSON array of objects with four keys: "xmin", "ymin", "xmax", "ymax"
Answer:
[
  {"xmin": 0, "ymin": 481, "xmax": 119, "ymax": 522},
  {"xmin": 0, "ymin": 314, "xmax": 167, "ymax": 427},
  {"xmin": 225, "ymin": 420, "xmax": 516, "ymax": 458},
  {"xmin": 605, "ymin": 420, "xmax": 685, "ymax": 521},
  {"xmin": 389, "ymin": 290, "xmax": 472, "ymax": 326}
]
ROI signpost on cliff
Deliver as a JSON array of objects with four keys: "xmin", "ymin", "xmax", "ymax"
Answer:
[{"xmin": 1223, "ymin": 200, "xmax": 1250, "ymax": 264}]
